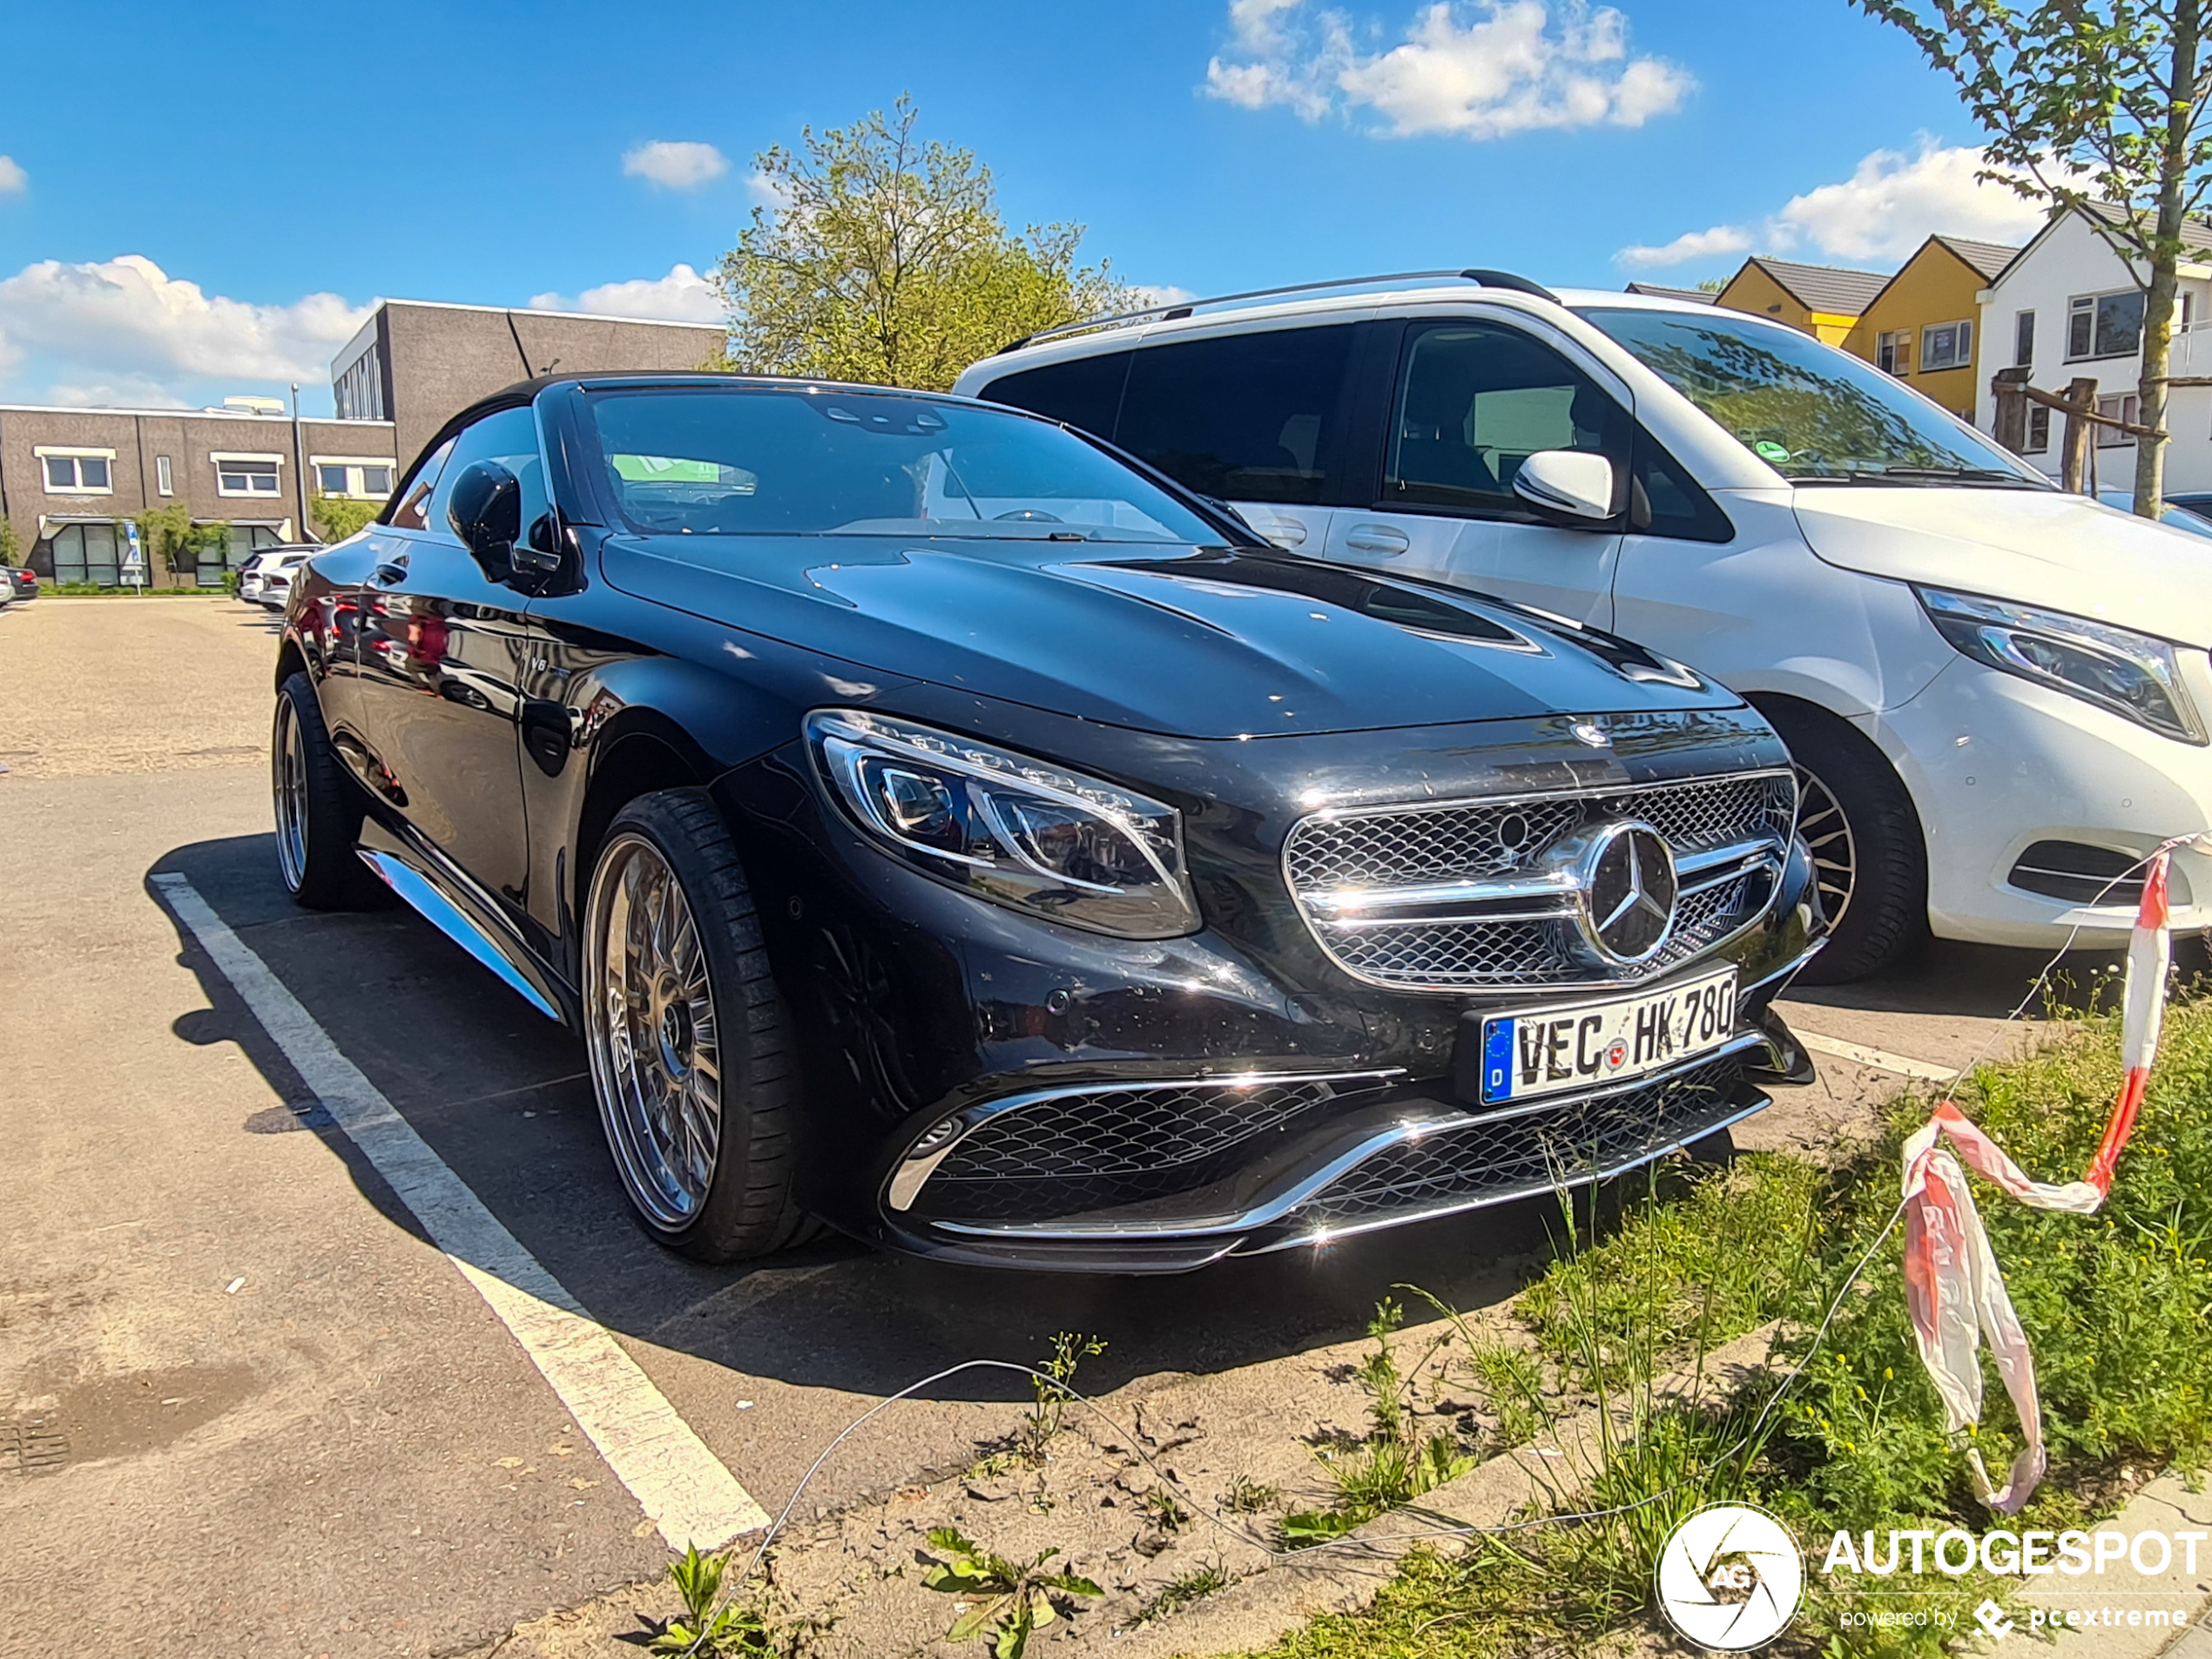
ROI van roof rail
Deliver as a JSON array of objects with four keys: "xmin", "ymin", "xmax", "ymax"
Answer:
[{"xmin": 994, "ymin": 267, "xmax": 1559, "ymax": 355}]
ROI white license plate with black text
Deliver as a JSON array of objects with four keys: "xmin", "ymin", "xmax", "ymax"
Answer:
[{"xmin": 1474, "ymin": 967, "xmax": 1738, "ymax": 1106}]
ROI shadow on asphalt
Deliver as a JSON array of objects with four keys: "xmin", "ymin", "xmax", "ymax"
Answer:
[{"xmin": 145, "ymin": 829, "xmax": 1581, "ymax": 1408}]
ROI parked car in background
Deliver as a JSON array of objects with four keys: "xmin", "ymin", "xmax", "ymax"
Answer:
[
  {"xmin": 272, "ymin": 373, "xmax": 1822, "ymax": 1269},
  {"xmin": 2096, "ymin": 490, "xmax": 2212, "ymax": 538},
  {"xmin": 0, "ymin": 563, "xmax": 33, "ymax": 602},
  {"xmin": 247, "ymin": 546, "xmax": 317, "ymax": 610},
  {"xmin": 958, "ymin": 274, "xmax": 2212, "ymax": 981},
  {"xmin": 237, "ymin": 550, "xmax": 277, "ymax": 604}
]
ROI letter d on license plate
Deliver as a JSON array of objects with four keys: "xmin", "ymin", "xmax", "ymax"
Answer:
[{"xmin": 1474, "ymin": 967, "xmax": 1737, "ymax": 1106}]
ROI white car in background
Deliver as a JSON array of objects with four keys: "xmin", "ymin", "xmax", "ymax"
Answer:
[
  {"xmin": 243, "ymin": 546, "xmax": 316, "ymax": 610},
  {"xmin": 956, "ymin": 275, "xmax": 2212, "ymax": 981}
]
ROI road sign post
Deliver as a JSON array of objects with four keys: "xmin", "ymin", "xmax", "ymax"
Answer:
[{"xmin": 122, "ymin": 523, "xmax": 145, "ymax": 592}]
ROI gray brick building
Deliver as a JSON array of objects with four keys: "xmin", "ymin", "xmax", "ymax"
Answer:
[{"xmin": 333, "ymin": 299, "xmax": 725, "ymax": 476}]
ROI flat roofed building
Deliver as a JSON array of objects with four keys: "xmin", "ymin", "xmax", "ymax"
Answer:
[
  {"xmin": 333, "ymin": 299, "xmax": 726, "ymax": 474},
  {"xmin": 0, "ymin": 404, "xmax": 397, "ymax": 586}
]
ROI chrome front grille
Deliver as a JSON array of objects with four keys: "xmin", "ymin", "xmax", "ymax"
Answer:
[{"xmin": 1284, "ymin": 772, "xmax": 1797, "ymax": 993}]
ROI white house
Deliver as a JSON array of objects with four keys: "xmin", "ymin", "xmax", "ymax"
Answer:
[{"xmin": 1974, "ymin": 203, "xmax": 2212, "ymax": 492}]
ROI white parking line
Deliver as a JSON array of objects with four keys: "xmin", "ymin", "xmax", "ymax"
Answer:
[
  {"xmin": 1791, "ymin": 1028, "xmax": 1959, "ymax": 1083},
  {"xmin": 152, "ymin": 872, "xmax": 769, "ymax": 1550}
]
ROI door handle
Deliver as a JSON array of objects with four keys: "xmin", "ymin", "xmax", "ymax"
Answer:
[
  {"xmin": 370, "ymin": 558, "xmax": 410, "ymax": 586},
  {"xmin": 1342, "ymin": 524, "xmax": 1410, "ymax": 555}
]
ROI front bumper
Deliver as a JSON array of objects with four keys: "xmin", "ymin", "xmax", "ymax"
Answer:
[{"xmin": 1878, "ymin": 658, "xmax": 2212, "ymax": 948}]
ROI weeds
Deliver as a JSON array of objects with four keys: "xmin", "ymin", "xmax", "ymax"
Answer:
[
  {"xmin": 1123, "ymin": 1558, "xmax": 1233, "ymax": 1629},
  {"xmin": 1282, "ymin": 1299, "xmax": 1474, "ymax": 1544},
  {"xmin": 1140, "ymin": 1484, "xmax": 1190, "ymax": 1532},
  {"xmin": 648, "ymin": 1544, "xmax": 773, "ymax": 1656},
  {"xmin": 921, "ymin": 1527, "xmax": 1102, "ymax": 1659},
  {"xmin": 1221, "ymin": 1473, "xmax": 1281, "ymax": 1514},
  {"xmin": 1015, "ymin": 1332, "xmax": 1106, "ymax": 1465}
]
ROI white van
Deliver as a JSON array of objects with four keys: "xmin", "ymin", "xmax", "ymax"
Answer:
[{"xmin": 953, "ymin": 274, "xmax": 2212, "ymax": 981}]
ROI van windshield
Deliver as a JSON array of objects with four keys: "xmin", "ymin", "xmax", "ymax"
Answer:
[{"xmin": 1576, "ymin": 307, "xmax": 2047, "ymax": 486}]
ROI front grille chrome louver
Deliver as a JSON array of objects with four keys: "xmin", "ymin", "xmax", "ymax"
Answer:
[{"xmin": 1283, "ymin": 772, "xmax": 1797, "ymax": 993}]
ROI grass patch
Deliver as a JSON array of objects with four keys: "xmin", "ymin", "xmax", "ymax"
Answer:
[{"xmin": 1222, "ymin": 994, "xmax": 2212, "ymax": 1658}]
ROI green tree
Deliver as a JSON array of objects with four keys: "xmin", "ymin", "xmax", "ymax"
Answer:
[
  {"xmin": 311, "ymin": 493, "xmax": 381, "ymax": 543},
  {"xmin": 0, "ymin": 515, "xmax": 21, "ymax": 566},
  {"xmin": 135, "ymin": 503, "xmax": 202, "ymax": 579},
  {"xmin": 1851, "ymin": 0, "xmax": 2211, "ymax": 516},
  {"xmin": 716, "ymin": 95, "xmax": 1132, "ymax": 390}
]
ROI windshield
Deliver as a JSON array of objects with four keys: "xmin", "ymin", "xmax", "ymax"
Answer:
[
  {"xmin": 1577, "ymin": 307, "xmax": 2046, "ymax": 485},
  {"xmin": 585, "ymin": 387, "xmax": 1231, "ymax": 543}
]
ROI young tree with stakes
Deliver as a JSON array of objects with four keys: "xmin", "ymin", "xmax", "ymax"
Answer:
[
  {"xmin": 1851, "ymin": 0, "xmax": 2212, "ymax": 516},
  {"xmin": 715, "ymin": 95, "xmax": 1132, "ymax": 391}
]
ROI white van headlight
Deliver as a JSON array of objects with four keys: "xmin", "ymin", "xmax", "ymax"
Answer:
[
  {"xmin": 807, "ymin": 709, "xmax": 1202, "ymax": 937},
  {"xmin": 1916, "ymin": 586, "xmax": 2207, "ymax": 745}
]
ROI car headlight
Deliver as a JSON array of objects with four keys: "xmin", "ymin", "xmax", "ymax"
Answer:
[
  {"xmin": 1915, "ymin": 586, "xmax": 2208, "ymax": 745},
  {"xmin": 806, "ymin": 709, "xmax": 1201, "ymax": 938}
]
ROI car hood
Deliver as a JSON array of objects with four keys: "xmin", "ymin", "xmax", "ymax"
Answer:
[
  {"xmin": 600, "ymin": 535, "xmax": 1746, "ymax": 738},
  {"xmin": 1791, "ymin": 487, "xmax": 2212, "ymax": 646}
]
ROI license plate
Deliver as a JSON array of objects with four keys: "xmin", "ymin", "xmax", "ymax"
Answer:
[{"xmin": 1472, "ymin": 967, "xmax": 1738, "ymax": 1106}]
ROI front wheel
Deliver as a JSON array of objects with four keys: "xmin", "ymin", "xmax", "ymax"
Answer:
[
  {"xmin": 1758, "ymin": 703, "xmax": 1929, "ymax": 984},
  {"xmin": 582, "ymin": 790, "xmax": 812, "ymax": 1262}
]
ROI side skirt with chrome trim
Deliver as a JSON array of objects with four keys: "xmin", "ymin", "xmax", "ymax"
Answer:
[{"xmin": 354, "ymin": 825, "xmax": 577, "ymax": 1025}]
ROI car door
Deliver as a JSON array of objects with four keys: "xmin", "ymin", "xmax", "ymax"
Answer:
[
  {"xmin": 350, "ymin": 407, "xmax": 539, "ymax": 906},
  {"xmin": 1318, "ymin": 318, "xmax": 1630, "ymax": 627}
]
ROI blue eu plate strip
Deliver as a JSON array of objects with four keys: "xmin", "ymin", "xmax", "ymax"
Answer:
[{"xmin": 1481, "ymin": 1018, "xmax": 1516, "ymax": 1104}]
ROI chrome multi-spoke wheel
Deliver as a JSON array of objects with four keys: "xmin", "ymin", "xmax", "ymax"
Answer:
[
  {"xmin": 586, "ymin": 833, "xmax": 724, "ymax": 1229},
  {"xmin": 273, "ymin": 694, "xmax": 310, "ymax": 894},
  {"xmin": 1793, "ymin": 762, "xmax": 1856, "ymax": 930}
]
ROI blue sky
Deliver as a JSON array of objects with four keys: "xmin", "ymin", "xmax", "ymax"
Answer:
[{"xmin": 0, "ymin": 0, "xmax": 2038, "ymax": 415}]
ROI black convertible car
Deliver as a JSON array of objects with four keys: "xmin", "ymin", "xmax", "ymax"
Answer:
[{"xmin": 273, "ymin": 373, "xmax": 1822, "ymax": 1271}]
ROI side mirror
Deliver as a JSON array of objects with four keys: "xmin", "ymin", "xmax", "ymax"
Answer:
[
  {"xmin": 446, "ymin": 460, "xmax": 523, "ymax": 576},
  {"xmin": 1513, "ymin": 450, "xmax": 1617, "ymax": 525}
]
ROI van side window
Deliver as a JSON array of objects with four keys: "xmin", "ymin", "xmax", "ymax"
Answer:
[
  {"xmin": 1114, "ymin": 326, "xmax": 1354, "ymax": 505},
  {"xmin": 1385, "ymin": 323, "xmax": 1624, "ymax": 517},
  {"xmin": 978, "ymin": 352, "xmax": 1130, "ymax": 440},
  {"xmin": 1629, "ymin": 435, "xmax": 1734, "ymax": 543}
]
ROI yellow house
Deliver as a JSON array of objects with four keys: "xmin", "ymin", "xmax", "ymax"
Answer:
[
  {"xmin": 1842, "ymin": 235, "xmax": 2019, "ymax": 421},
  {"xmin": 1716, "ymin": 257, "xmax": 1891, "ymax": 346}
]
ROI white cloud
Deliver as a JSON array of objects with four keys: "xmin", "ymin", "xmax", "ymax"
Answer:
[
  {"xmin": 1131, "ymin": 283, "xmax": 1199, "ymax": 307},
  {"xmin": 1613, "ymin": 139, "xmax": 2047, "ymax": 269},
  {"xmin": 528, "ymin": 263, "xmax": 725, "ymax": 324},
  {"xmin": 1205, "ymin": 0, "xmax": 1693, "ymax": 139},
  {"xmin": 0, "ymin": 155, "xmax": 25, "ymax": 195},
  {"xmin": 0, "ymin": 255, "xmax": 371, "ymax": 405},
  {"xmin": 1616, "ymin": 223, "xmax": 1752, "ymax": 269},
  {"xmin": 623, "ymin": 140, "xmax": 731, "ymax": 192}
]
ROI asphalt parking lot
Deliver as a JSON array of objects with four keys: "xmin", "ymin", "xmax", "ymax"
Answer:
[{"xmin": 0, "ymin": 595, "xmax": 2128, "ymax": 1656}]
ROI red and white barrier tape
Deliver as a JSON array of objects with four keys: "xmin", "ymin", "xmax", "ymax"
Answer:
[{"xmin": 1899, "ymin": 853, "xmax": 2172, "ymax": 1514}]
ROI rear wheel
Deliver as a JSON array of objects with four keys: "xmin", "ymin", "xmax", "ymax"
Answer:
[
  {"xmin": 1757, "ymin": 701, "xmax": 1928, "ymax": 984},
  {"xmin": 583, "ymin": 790, "xmax": 812, "ymax": 1262},
  {"xmin": 273, "ymin": 671, "xmax": 377, "ymax": 910}
]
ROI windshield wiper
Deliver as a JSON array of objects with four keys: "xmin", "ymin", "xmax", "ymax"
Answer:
[{"xmin": 1784, "ymin": 466, "xmax": 2043, "ymax": 488}]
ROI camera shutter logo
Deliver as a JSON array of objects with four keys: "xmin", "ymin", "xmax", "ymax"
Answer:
[{"xmin": 1656, "ymin": 1502, "xmax": 1804, "ymax": 1650}]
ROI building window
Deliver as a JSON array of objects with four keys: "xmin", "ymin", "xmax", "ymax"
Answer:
[
  {"xmin": 334, "ymin": 343, "xmax": 386, "ymax": 421},
  {"xmin": 47, "ymin": 523, "xmax": 121, "ymax": 584},
  {"xmin": 1877, "ymin": 330, "xmax": 1912, "ymax": 375},
  {"xmin": 37, "ymin": 450, "xmax": 114, "ymax": 494},
  {"xmin": 2014, "ymin": 310, "xmax": 2035, "ymax": 368},
  {"xmin": 156, "ymin": 455, "xmax": 174, "ymax": 496},
  {"xmin": 212, "ymin": 454, "xmax": 284, "ymax": 496},
  {"xmin": 2025, "ymin": 404, "xmax": 2051, "ymax": 452},
  {"xmin": 1921, "ymin": 320, "xmax": 1973, "ymax": 371},
  {"xmin": 2069, "ymin": 291, "xmax": 2145, "ymax": 360},
  {"xmin": 2183, "ymin": 292, "xmax": 2198, "ymax": 331},
  {"xmin": 2096, "ymin": 392, "xmax": 2140, "ymax": 447},
  {"xmin": 310, "ymin": 458, "xmax": 395, "ymax": 500}
]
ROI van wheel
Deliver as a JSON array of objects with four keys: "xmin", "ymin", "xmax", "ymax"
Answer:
[
  {"xmin": 1757, "ymin": 703, "xmax": 1928, "ymax": 984},
  {"xmin": 583, "ymin": 789, "xmax": 813, "ymax": 1262}
]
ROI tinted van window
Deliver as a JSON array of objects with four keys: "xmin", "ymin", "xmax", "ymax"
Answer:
[
  {"xmin": 1114, "ymin": 326, "xmax": 1352, "ymax": 505},
  {"xmin": 979, "ymin": 351, "xmax": 1130, "ymax": 439},
  {"xmin": 1386, "ymin": 322, "xmax": 1624, "ymax": 517}
]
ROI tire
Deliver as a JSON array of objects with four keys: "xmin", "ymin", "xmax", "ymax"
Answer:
[
  {"xmin": 1757, "ymin": 701, "xmax": 1929, "ymax": 985},
  {"xmin": 582, "ymin": 789, "xmax": 813, "ymax": 1262},
  {"xmin": 273, "ymin": 671, "xmax": 379, "ymax": 910}
]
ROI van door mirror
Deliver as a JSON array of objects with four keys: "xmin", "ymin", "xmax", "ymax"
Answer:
[
  {"xmin": 446, "ymin": 460, "xmax": 523, "ymax": 577},
  {"xmin": 1513, "ymin": 450, "xmax": 1616, "ymax": 524}
]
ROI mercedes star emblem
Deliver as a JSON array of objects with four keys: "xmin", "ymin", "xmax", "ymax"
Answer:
[{"xmin": 1576, "ymin": 820, "xmax": 1679, "ymax": 964}]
